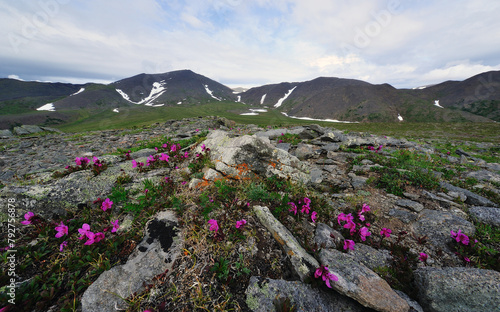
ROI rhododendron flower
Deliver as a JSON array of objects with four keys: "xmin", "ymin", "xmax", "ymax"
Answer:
[
  {"xmin": 55, "ymin": 221, "xmax": 68, "ymax": 238},
  {"xmin": 419, "ymin": 253, "xmax": 428, "ymax": 262},
  {"xmin": 361, "ymin": 203, "xmax": 370, "ymax": 213},
  {"xmin": 101, "ymin": 198, "xmax": 113, "ymax": 211},
  {"xmin": 337, "ymin": 213, "xmax": 354, "ymax": 225},
  {"xmin": 344, "ymin": 220, "xmax": 356, "ymax": 234},
  {"xmin": 380, "ymin": 228, "xmax": 392, "ymax": 238},
  {"xmin": 303, "ymin": 197, "xmax": 311, "ymax": 206},
  {"xmin": 78, "ymin": 223, "xmax": 91, "ymax": 239},
  {"xmin": 314, "ymin": 265, "xmax": 338, "ymax": 288},
  {"xmin": 160, "ymin": 153, "xmax": 169, "ymax": 162},
  {"xmin": 235, "ymin": 219, "xmax": 247, "ymax": 228},
  {"xmin": 111, "ymin": 220, "xmax": 119, "ymax": 233},
  {"xmin": 94, "ymin": 232, "xmax": 105, "ymax": 243},
  {"xmin": 132, "ymin": 160, "xmax": 138, "ymax": 168},
  {"xmin": 344, "ymin": 239, "xmax": 355, "ymax": 251},
  {"xmin": 464, "ymin": 257, "xmax": 470, "ymax": 263},
  {"xmin": 288, "ymin": 202, "xmax": 297, "ymax": 215},
  {"xmin": 84, "ymin": 231, "xmax": 95, "ymax": 245},
  {"xmin": 359, "ymin": 227, "xmax": 371, "ymax": 241},
  {"xmin": 208, "ymin": 219, "xmax": 219, "ymax": 232},
  {"xmin": 311, "ymin": 211, "xmax": 317, "ymax": 223},
  {"xmin": 170, "ymin": 145, "xmax": 177, "ymax": 152},
  {"xmin": 451, "ymin": 229, "xmax": 469, "ymax": 245},
  {"xmin": 301, "ymin": 204, "xmax": 310, "ymax": 214},
  {"xmin": 59, "ymin": 241, "xmax": 68, "ymax": 252},
  {"xmin": 21, "ymin": 212, "xmax": 35, "ymax": 225},
  {"xmin": 358, "ymin": 212, "xmax": 365, "ymax": 221},
  {"xmin": 75, "ymin": 157, "xmax": 89, "ymax": 166}
]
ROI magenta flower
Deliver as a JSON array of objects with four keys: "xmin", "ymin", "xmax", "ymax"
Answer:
[
  {"xmin": 160, "ymin": 153, "xmax": 169, "ymax": 162},
  {"xmin": 451, "ymin": 229, "xmax": 469, "ymax": 245},
  {"xmin": 311, "ymin": 211, "xmax": 317, "ymax": 223},
  {"xmin": 94, "ymin": 232, "xmax": 105, "ymax": 243},
  {"xmin": 361, "ymin": 203, "xmax": 371, "ymax": 213},
  {"xmin": 358, "ymin": 212, "xmax": 365, "ymax": 221},
  {"xmin": 235, "ymin": 219, "xmax": 247, "ymax": 229},
  {"xmin": 208, "ymin": 219, "xmax": 219, "ymax": 232},
  {"xmin": 78, "ymin": 223, "xmax": 91, "ymax": 239},
  {"xmin": 359, "ymin": 227, "xmax": 371, "ymax": 241},
  {"xmin": 101, "ymin": 198, "xmax": 113, "ymax": 211},
  {"xmin": 288, "ymin": 202, "xmax": 298, "ymax": 215},
  {"xmin": 170, "ymin": 144, "xmax": 177, "ymax": 152},
  {"xmin": 59, "ymin": 241, "xmax": 68, "ymax": 252},
  {"xmin": 314, "ymin": 265, "xmax": 338, "ymax": 288},
  {"xmin": 419, "ymin": 253, "xmax": 428, "ymax": 262},
  {"xmin": 55, "ymin": 221, "xmax": 68, "ymax": 238},
  {"xmin": 162, "ymin": 143, "xmax": 168, "ymax": 148},
  {"xmin": 344, "ymin": 239, "xmax": 355, "ymax": 251},
  {"xmin": 132, "ymin": 159, "xmax": 138, "ymax": 168},
  {"xmin": 343, "ymin": 220, "xmax": 356, "ymax": 234},
  {"xmin": 111, "ymin": 220, "xmax": 119, "ymax": 233},
  {"xmin": 380, "ymin": 228, "xmax": 392, "ymax": 238},
  {"xmin": 464, "ymin": 257, "xmax": 470, "ymax": 263},
  {"xmin": 84, "ymin": 231, "xmax": 95, "ymax": 245},
  {"xmin": 184, "ymin": 151, "xmax": 189, "ymax": 158},
  {"xmin": 337, "ymin": 213, "xmax": 354, "ymax": 225},
  {"xmin": 303, "ymin": 197, "xmax": 311, "ymax": 206},
  {"xmin": 21, "ymin": 211, "xmax": 35, "ymax": 225},
  {"xmin": 301, "ymin": 204, "xmax": 310, "ymax": 214}
]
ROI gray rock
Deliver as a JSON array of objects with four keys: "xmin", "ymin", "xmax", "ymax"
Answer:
[
  {"xmin": 253, "ymin": 205, "xmax": 319, "ymax": 281},
  {"xmin": 322, "ymin": 143, "xmax": 341, "ymax": 152},
  {"xmin": 314, "ymin": 223, "xmax": 344, "ymax": 249},
  {"xmin": 349, "ymin": 243, "xmax": 392, "ymax": 271},
  {"xmin": 294, "ymin": 143, "xmax": 316, "ymax": 160},
  {"xmin": 394, "ymin": 290, "xmax": 424, "ymax": 312},
  {"xmin": 396, "ymin": 199, "xmax": 424, "ymax": 212},
  {"xmin": 440, "ymin": 182, "xmax": 497, "ymax": 207},
  {"xmin": 423, "ymin": 190, "xmax": 460, "ymax": 209},
  {"xmin": 254, "ymin": 128, "xmax": 302, "ymax": 139},
  {"xmin": 469, "ymin": 206, "xmax": 500, "ymax": 227},
  {"xmin": 12, "ymin": 126, "xmax": 30, "ymax": 135},
  {"xmin": 455, "ymin": 148, "xmax": 470, "ymax": 157},
  {"xmin": 310, "ymin": 168, "xmax": 324, "ymax": 184},
  {"xmin": 411, "ymin": 209, "xmax": 475, "ymax": 248},
  {"xmin": 388, "ymin": 208, "xmax": 418, "ymax": 224},
  {"xmin": 245, "ymin": 276, "xmax": 371, "ymax": 312},
  {"xmin": 403, "ymin": 192, "xmax": 420, "ymax": 200},
  {"xmin": 414, "ymin": 267, "xmax": 500, "ymax": 312},
  {"xmin": 0, "ymin": 129, "xmax": 13, "ymax": 138},
  {"xmin": 82, "ymin": 210, "xmax": 183, "ymax": 312},
  {"xmin": 21, "ymin": 125, "xmax": 44, "ymax": 134},
  {"xmin": 319, "ymin": 249, "xmax": 409, "ymax": 312},
  {"xmin": 466, "ymin": 169, "xmax": 500, "ymax": 183},
  {"xmin": 321, "ymin": 131, "xmax": 347, "ymax": 142},
  {"xmin": 203, "ymin": 168, "xmax": 223, "ymax": 181},
  {"xmin": 129, "ymin": 148, "xmax": 157, "ymax": 159},
  {"xmin": 276, "ymin": 142, "xmax": 291, "ymax": 152},
  {"xmin": 349, "ymin": 173, "xmax": 368, "ymax": 189}
]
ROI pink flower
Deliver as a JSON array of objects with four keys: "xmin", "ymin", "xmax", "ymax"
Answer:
[
  {"xmin": 343, "ymin": 220, "xmax": 356, "ymax": 234},
  {"xmin": 358, "ymin": 212, "xmax": 365, "ymax": 221},
  {"xmin": 361, "ymin": 203, "xmax": 371, "ymax": 213},
  {"xmin": 101, "ymin": 198, "xmax": 113, "ymax": 211},
  {"xmin": 314, "ymin": 265, "xmax": 338, "ymax": 288},
  {"xmin": 301, "ymin": 204, "xmax": 310, "ymax": 214},
  {"xmin": 21, "ymin": 211, "xmax": 35, "ymax": 225},
  {"xmin": 184, "ymin": 151, "xmax": 189, "ymax": 158},
  {"xmin": 311, "ymin": 211, "xmax": 317, "ymax": 223},
  {"xmin": 303, "ymin": 197, "xmax": 311, "ymax": 206},
  {"xmin": 337, "ymin": 213, "xmax": 354, "ymax": 225},
  {"xmin": 344, "ymin": 239, "xmax": 355, "ymax": 251},
  {"xmin": 55, "ymin": 221, "xmax": 68, "ymax": 238},
  {"xmin": 160, "ymin": 153, "xmax": 169, "ymax": 162},
  {"xmin": 170, "ymin": 145, "xmax": 177, "ymax": 152},
  {"xmin": 84, "ymin": 231, "xmax": 95, "ymax": 245},
  {"xmin": 59, "ymin": 241, "xmax": 68, "ymax": 252},
  {"xmin": 451, "ymin": 229, "xmax": 469, "ymax": 245},
  {"xmin": 92, "ymin": 156, "xmax": 99, "ymax": 164},
  {"xmin": 359, "ymin": 227, "xmax": 371, "ymax": 241},
  {"xmin": 464, "ymin": 257, "xmax": 470, "ymax": 263},
  {"xmin": 132, "ymin": 160, "xmax": 138, "ymax": 168},
  {"xmin": 78, "ymin": 223, "xmax": 91, "ymax": 239},
  {"xmin": 419, "ymin": 253, "xmax": 428, "ymax": 262},
  {"xmin": 288, "ymin": 202, "xmax": 297, "ymax": 215},
  {"xmin": 111, "ymin": 220, "xmax": 119, "ymax": 233},
  {"xmin": 380, "ymin": 228, "xmax": 392, "ymax": 238},
  {"xmin": 94, "ymin": 232, "xmax": 105, "ymax": 243},
  {"xmin": 208, "ymin": 219, "xmax": 219, "ymax": 232},
  {"xmin": 235, "ymin": 219, "xmax": 247, "ymax": 229}
]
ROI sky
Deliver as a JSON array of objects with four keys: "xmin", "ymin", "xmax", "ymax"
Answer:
[{"xmin": 1, "ymin": 0, "xmax": 500, "ymax": 89}]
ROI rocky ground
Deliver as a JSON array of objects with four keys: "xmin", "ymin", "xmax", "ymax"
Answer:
[{"xmin": 0, "ymin": 117, "xmax": 499, "ymax": 312}]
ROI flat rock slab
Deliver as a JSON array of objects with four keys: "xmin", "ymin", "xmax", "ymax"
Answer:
[
  {"xmin": 396, "ymin": 199, "xmax": 424, "ymax": 212},
  {"xmin": 253, "ymin": 205, "xmax": 319, "ymax": 281},
  {"xmin": 440, "ymin": 182, "xmax": 497, "ymax": 207},
  {"xmin": 411, "ymin": 209, "xmax": 475, "ymax": 248},
  {"xmin": 81, "ymin": 210, "xmax": 183, "ymax": 312},
  {"xmin": 319, "ymin": 249, "xmax": 409, "ymax": 312},
  {"xmin": 414, "ymin": 267, "xmax": 500, "ymax": 312},
  {"xmin": 468, "ymin": 206, "xmax": 500, "ymax": 227},
  {"xmin": 245, "ymin": 276, "xmax": 372, "ymax": 312}
]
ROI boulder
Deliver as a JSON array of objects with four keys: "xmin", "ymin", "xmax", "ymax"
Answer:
[
  {"xmin": 245, "ymin": 276, "xmax": 371, "ymax": 312},
  {"xmin": 468, "ymin": 206, "xmax": 500, "ymax": 227},
  {"xmin": 319, "ymin": 249, "xmax": 409, "ymax": 312},
  {"xmin": 396, "ymin": 199, "xmax": 424, "ymax": 212},
  {"xmin": 466, "ymin": 169, "xmax": 500, "ymax": 183},
  {"xmin": 440, "ymin": 182, "xmax": 497, "ymax": 207},
  {"xmin": 0, "ymin": 129, "xmax": 13, "ymax": 138},
  {"xmin": 414, "ymin": 267, "xmax": 500, "ymax": 312},
  {"xmin": 314, "ymin": 223, "xmax": 344, "ymax": 249},
  {"xmin": 82, "ymin": 210, "xmax": 183, "ymax": 312}
]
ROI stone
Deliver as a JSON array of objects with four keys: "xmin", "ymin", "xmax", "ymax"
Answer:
[
  {"xmin": 396, "ymin": 199, "xmax": 424, "ymax": 212},
  {"xmin": 253, "ymin": 205, "xmax": 319, "ymax": 281},
  {"xmin": 321, "ymin": 131, "xmax": 347, "ymax": 142},
  {"xmin": 414, "ymin": 267, "xmax": 500, "ymax": 312},
  {"xmin": 0, "ymin": 129, "xmax": 13, "ymax": 138},
  {"xmin": 319, "ymin": 249, "xmax": 409, "ymax": 312},
  {"xmin": 466, "ymin": 169, "xmax": 500, "ymax": 183},
  {"xmin": 321, "ymin": 143, "xmax": 340, "ymax": 152},
  {"xmin": 129, "ymin": 148, "xmax": 157, "ymax": 159},
  {"xmin": 388, "ymin": 208, "xmax": 418, "ymax": 224},
  {"xmin": 245, "ymin": 276, "xmax": 371, "ymax": 312},
  {"xmin": 203, "ymin": 168, "xmax": 223, "ymax": 181},
  {"xmin": 411, "ymin": 209, "xmax": 475, "ymax": 248},
  {"xmin": 314, "ymin": 223, "xmax": 344, "ymax": 249},
  {"xmin": 82, "ymin": 210, "xmax": 183, "ymax": 312},
  {"xmin": 440, "ymin": 182, "xmax": 497, "ymax": 207},
  {"xmin": 310, "ymin": 168, "xmax": 323, "ymax": 184},
  {"xmin": 276, "ymin": 142, "xmax": 291, "ymax": 152},
  {"xmin": 403, "ymin": 192, "xmax": 420, "ymax": 201},
  {"xmin": 21, "ymin": 125, "xmax": 44, "ymax": 134},
  {"xmin": 394, "ymin": 290, "xmax": 424, "ymax": 312},
  {"xmin": 349, "ymin": 243, "xmax": 392, "ymax": 271},
  {"xmin": 13, "ymin": 126, "xmax": 30, "ymax": 135},
  {"xmin": 468, "ymin": 206, "xmax": 500, "ymax": 227},
  {"xmin": 422, "ymin": 190, "xmax": 460, "ymax": 209},
  {"xmin": 349, "ymin": 173, "xmax": 368, "ymax": 189},
  {"xmin": 294, "ymin": 143, "xmax": 316, "ymax": 160}
]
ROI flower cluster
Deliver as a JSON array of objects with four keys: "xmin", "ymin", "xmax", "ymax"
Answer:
[
  {"xmin": 131, "ymin": 142, "xmax": 187, "ymax": 172},
  {"xmin": 314, "ymin": 265, "xmax": 338, "ymax": 288},
  {"xmin": 337, "ymin": 203, "xmax": 374, "ymax": 251},
  {"xmin": 288, "ymin": 197, "xmax": 317, "ymax": 223},
  {"xmin": 451, "ymin": 229, "xmax": 469, "ymax": 245},
  {"xmin": 368, "ymin": 145, "xmax": 383, "ymax": 153}
]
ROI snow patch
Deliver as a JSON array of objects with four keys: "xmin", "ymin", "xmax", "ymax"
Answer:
[
  {"xmin": 177, "ymin": 101, "xmax": 182, "ymax": 105},
  {"xmin": 113, "ymin": 108, "xmax": 119, "ymax": 113},
  {"xmin": 398, "ymin": 114, "xmax": 403, "ymax": 121},
  {"xmin": 260, "ymin": 94, "xmax": 267, "ymax": 105},
  {"xmin": 115, "ymin": 80, "xmax": 167, "ymax": 106},
  {"xmin": 204, "ymin": 84, "xmax": 221, "ymax": 101},
  {"xmin": 237, "ymin": 95, "xmax": 241, "ymax": 102},
  {"xmin": 71, "ymin": 88, "xmax": 85, "ymax": 96},
  {"xmin": 37, "ymin": 103, "xmax": 55, "ymax": 111},
  {"xmin": 434, "ymin": 100, "xmax": 444, "ymax": 108},
  {"xmin": 239, "ymin": 108, "xmax": 268, "ymax": 116},
  {"xmin": 274, "ymin": 87, "xmax": 296, "ymax": 108},
  {"xmin": 281, "ymin": 112, "xmax": 357, "ymax": 123},
  {"xmin": 240, "ymin": 112, "xmax": 259, "ymax": 115}
]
